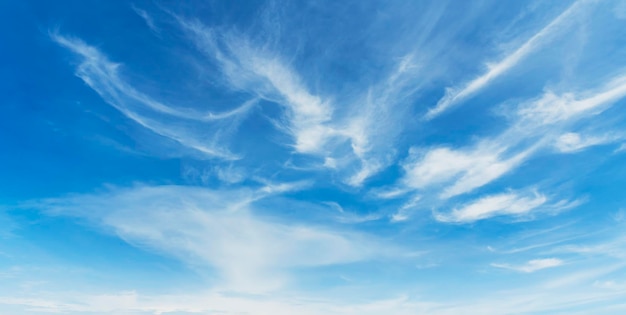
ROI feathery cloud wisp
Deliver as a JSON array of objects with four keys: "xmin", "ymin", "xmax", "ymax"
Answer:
[
  {"xmin": 180, "ymin": 21, "xmax": 335, "ymax": 155},
  {"xmin": 518, "ymin": 76, "xmax": 626, "ymax": 125},
  {"xmin": 402, "ymin": 143, "xmax": 535, "ymax": 199},
  {"xmin": 179, "ymin": 18, "xmax": 426, "ymax": 186},
  {"xmin": 51, "ymin": 33, "xmax": 255, "ymax": 159},
  {"xmin": 426, "ymin": 0, "xmax": 588, "ymax": 119},
  {"xmin": 492, "ymin": 258, "xmax": 564, "ymax": 273},
  {"xmin": 131, "ymin": 5, "xmax": 159, "ymax": 33},
  {"xmin": 554, "ymin": 132, "xmax": 619, "ymax": 153},
  {"xmin": 34, "ymin": 185, "xmax": 388, "ymax": 292},
  {"xmin": 435, "ymin": 191, "xmax": 547, "ymax": 223},
  {"xmin": 401, "ymin": 72, "xmax": 626, "ymax": 210}
]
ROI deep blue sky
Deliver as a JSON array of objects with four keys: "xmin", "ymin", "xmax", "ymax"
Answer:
[{"xmin": 2, "ymin": 1, "xmax": 626, "ymax": 314}]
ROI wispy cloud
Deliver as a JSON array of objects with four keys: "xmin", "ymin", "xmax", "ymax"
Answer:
[
  {"xmin": 336, "ymin": 54, "xmax": 425, "ymax": 186},
  {"xmin": 426, "ymin": 0, "xmax": 589, "ymax": 119},
  {"xmin": 179, "ymin": 20, "xmax": 335, "ymax": 155},
  {"xmin": 9, "ymin": 3, "xmax": 626, "ymax": 315},
  {"xmin": 435, "ymin": 191, "xmax": 547, "ymax": 223},
  {"xmin": 518, "ymin": 75, "xmax": 626, "ymax": 125},
  {"xmin": 51, "ymin": 33, "xmax": 256, "ymax": 159},
  {"xmin": 553, "ymin": 237, "xmax": 626, "ymax": 259},
  {"xmin": 31, "ymin": 185, "xmax": 390, "ymax": 293},
  {"xmin": 52, "ymin": 34, "xmax": 255, "ymax": 122},
  {"xmin": 399, "ymin": 71, "xmax": 626, "ymax": 220},
  {"xmin": 391, "ymin": 195, "xmax": 421, "ymax": 222},
  {"xmin": 177, "ymin": 17, "xmax": 428, "ymax": 186},
  {"xmin": 491, "ymin": 258, "xmax": 564, "ymax": 273},
  {"xmin": 214, "ymin": 164, "xmax": 247, "ymax": 184},
  {"xmin": 543, "ymin": 263, "xmax": 626, "ymax": 289},
  {"xmin": 131, "ymin": 5, "xmax": 159, "ymax": 33},
  {"xmin": 402, "ymin": 144, "xmax": 534, "ymax": 199},
  {"xmin": 554, "ymin": 132, "xmax": 620, "ymax": 153},
  {"xmin": 615, "ymin": 143, "xmax": 626, "ymax": 153}
]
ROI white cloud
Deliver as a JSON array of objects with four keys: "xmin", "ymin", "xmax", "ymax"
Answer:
[
  {"xmin": 345, "ymin": 159, "xmax": 383, "ymax": 187},
  {"xmin": 401, "ymin": 72, "xmax": 626, "ymax": 211},
  {"xmin": 180, "ymin": 21, "xmax": 336, "ymax": 155},
  {"xmin": 543, "ymin": 263, "xmax": 626, "ymax": 289},
  {"xmin": 518, "ymin": 76, "xmax": 626, "ymax": 125},
  {"xmin": 391, "ymin": 195, "xmax": 421, "ymax": 222},
  {"xmin": 554, "ymin": 132, "xmax": 617, "ymax": 153},
  {"xmin": 214, "ymin": 165, "xmax": 247, "ymax": 184},
  {"xmin": 435, "ymin": 191, "xmax": 547, "ymax": 223},
  {"xmin": 2, "ymin": 224, "xmax": 626, "ymax": 315},
  {"xmin": 33, "ymin": 185, "xmax": 388, "ymax": 293},
  {"xmin": 402, "ymin": 147, "xmax": 477, "ymax": 189},
  {"xmin": 53, "ymin": 34, "xmax": 256, "ymax": 123},
  {"xmin": 612, "ymin": 209, "xmax": 626, "ymax": 223},
  {"xmin": 324, "ymin": 202, "xmax": 383, "ymax": 224},
  {"xmin": 491, "ymin": 258, "xmax": 564, "ymax": 273},
  {"xmin": 616, "ymin": 143, "xmax": 626, "ymax": 153},
  {"xmin": 335, "ymin": 54, "xmax": 425, "ymax": 186},
  {"xmin": 440, "ymin": 149, "xmax": 532, "ymax": 199},
  {"xmin": 180, "ymin": 18, "xmax": 425, "ymax": 185},
  {"xmin": 131, "ymin": 5, "xmax": 159, "ymax": 33},
  {"xmin": 402, "ymin": 144, "xmax": 534, "ymax": 199},
  {"xmin": 372, "ymin": 187, "xmax": 412, "ymax": 200},
  {"xmin": 51, "ymin": 33, "xmax": 255, "ymax": 159},
  {"xmin": 426, "ymin": 0, "xmax": 589, "ymax": 119},
  {"xmin": 15, "ymin": 4, "xmax": 626, "ymax": 315},
  {"xmin": 553, "ymin": 237, "xmax": 626, "ymax": 259}
]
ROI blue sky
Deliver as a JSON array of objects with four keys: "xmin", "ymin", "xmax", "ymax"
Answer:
[{"xmin": 2, "ymin": 0, "xmax": 626, "ymax": 314}]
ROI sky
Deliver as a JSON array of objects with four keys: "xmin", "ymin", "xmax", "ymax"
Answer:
[{"xmin": 1, "ymin": 0, "xmax": 626, "ymax": 314}]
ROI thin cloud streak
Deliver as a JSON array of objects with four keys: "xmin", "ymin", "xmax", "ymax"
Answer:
[
  {"xmin": 400, "ymin": 71, "xmax": 626, "ymax": 214},
  {"xmin": 179, "ymin": 20, "xmax": 335, "ymax": 155},
  {"xmin": 491, "ymin": 258, "xmax": 564, "ymax": 273},
  {"xmin": 53, "ymin": 33, "xmax": 254, "ymax": 123},
  {"xmin": 518, "ymin": 75, "xmax": 626, "ymax": 125},
  {"xmin": 131, "ymin": 5, "xmax": 159, "ymax": 33},
  {"xmin": 51, "ymin": 33, "xmax": 255, "ymax": 159},
  {"xmin": 401, "ymin": 142, "xmax": 539, "ymax": 200},
  {"xmin": 426, "ymin": 0, "xmax": 589, "ymax": 119},
  {"xmin": 435, "ymin": 191, "xmax": 547, "ymax": 223},
  {"xmin": 179, "ymin": 17, "xmax": 423, "ymax": 185},
  {"xmin": 554, "ymin": 132, "xmax": 620, "ymax": 153}
]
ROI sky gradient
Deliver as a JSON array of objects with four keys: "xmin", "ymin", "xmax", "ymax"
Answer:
[{"xmin": 2, "ymin": 0, "xmax": 626, "ymax": 314}]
